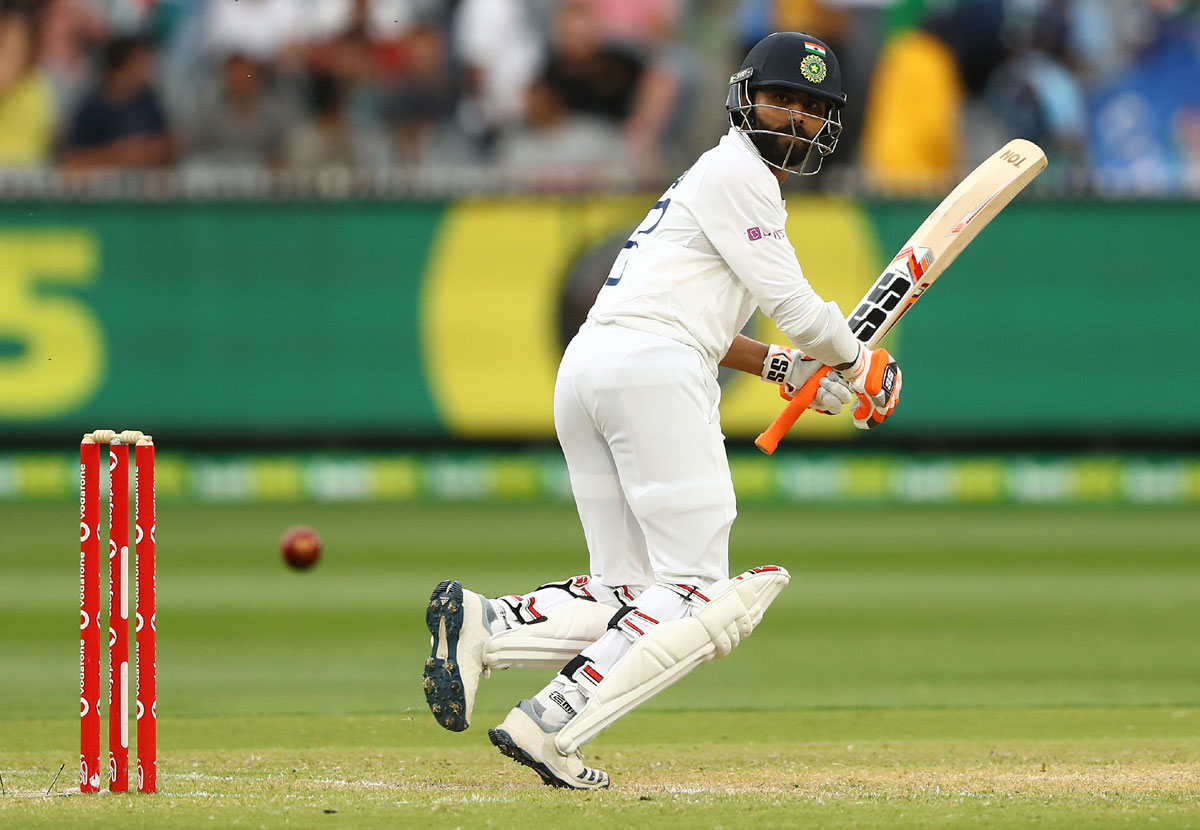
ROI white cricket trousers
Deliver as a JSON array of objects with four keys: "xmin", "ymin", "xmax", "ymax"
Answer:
[{"xmin": 554, "ymin": 321, "xmax": 736, "ymax": 591}]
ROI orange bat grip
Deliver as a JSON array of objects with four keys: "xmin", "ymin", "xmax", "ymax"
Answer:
[{"xmin": 754, "ymin": 365, "xmax": 832, "ymax": 455}]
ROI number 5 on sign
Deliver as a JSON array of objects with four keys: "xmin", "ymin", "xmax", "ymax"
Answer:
[{"xmin": 0, "ymin": 231, "xmax": 106, "ymax": 417}]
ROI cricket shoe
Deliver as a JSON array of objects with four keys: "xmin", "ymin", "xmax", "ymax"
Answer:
[
  {"xmin": 423, "ymin": 579, "xmax": 492, "ymax": 732},
  {"xmin": 488, "ymin": 700, "xmax": 610, "ymax": 790}
]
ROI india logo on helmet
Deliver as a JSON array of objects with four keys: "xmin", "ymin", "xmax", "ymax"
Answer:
[{"xmin": 800, "ymin": 55, "xmax": 827, "ymax": 84}]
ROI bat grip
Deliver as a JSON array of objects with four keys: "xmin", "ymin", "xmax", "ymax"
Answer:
[{"xmin": 754, "ymin": 366, "xmax": 832, "ymax": 455}]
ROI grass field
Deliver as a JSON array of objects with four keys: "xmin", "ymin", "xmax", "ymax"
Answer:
[{"xmin": 1, "ymin": 501, "xmax": 1198, "ymax": 828}]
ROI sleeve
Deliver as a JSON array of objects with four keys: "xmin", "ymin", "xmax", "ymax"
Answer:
[
  {"xmin": 688, "ymin": 160, "xmax": 860, "ymax": 366},
  {"xmin": 66, "ymin": 97, "xmax": 106, "ymax": 149},
  {"xmin": 143, "ymin": 93, "xmax": 170, "ymax": 134}
]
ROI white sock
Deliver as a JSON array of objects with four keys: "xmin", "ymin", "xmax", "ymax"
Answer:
[
  {"xmin": 531, "ymin": 676, "xmax": 587, "ymax": 728},
  {"xmin": 486, "ymin": 598, "xmax": 519, "ymax": 631}
]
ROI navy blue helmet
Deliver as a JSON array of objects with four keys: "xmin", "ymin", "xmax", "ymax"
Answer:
[{"xmin": 727, "ymin": 32, "xmax": 846, "ymax": 175}]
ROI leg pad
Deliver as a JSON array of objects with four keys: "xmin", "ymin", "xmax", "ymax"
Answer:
[
  {"xmin": 484, "ymin": 599, "xmax": 616, "ymax": 670},
  {"xmin": 553, "ymin": 566, "xmax": 789, "ymax": 754}
]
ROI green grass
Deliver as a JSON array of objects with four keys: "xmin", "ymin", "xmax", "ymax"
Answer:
[{"xmin": 1, "ymin": 502, "xmax": 1199, "ymax": 827}]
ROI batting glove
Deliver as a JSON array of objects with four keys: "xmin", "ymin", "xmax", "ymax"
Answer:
[
  {"xmin": 761, "ymin": 345, "xmax": 854, "ymax": 416},
  {"xmin": 837, "ymin": 345, "xmax": 902, "ymax": 429}
]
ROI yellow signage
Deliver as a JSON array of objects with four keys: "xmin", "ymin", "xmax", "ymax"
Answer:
[
  {"xmin": 0, "ymin": 231, "xmax": 104, "ymax": 417},
  {"xmin": 422, "ymin": 196, "xmax": 884, "ymax": 441}
]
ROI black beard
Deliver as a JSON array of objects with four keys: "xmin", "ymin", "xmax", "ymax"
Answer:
[
  {"xmin": 747, "ymin": 114, "xmax": 812, "ymax": 170},
  {"xmin": 749, "ymin": 131, "xmax": 798, "ymax": 168}
]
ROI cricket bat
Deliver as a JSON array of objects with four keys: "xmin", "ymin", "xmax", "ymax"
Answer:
[{"xmin": 755, "ymin": 138, "xmax": 1048, "ymax": 454}]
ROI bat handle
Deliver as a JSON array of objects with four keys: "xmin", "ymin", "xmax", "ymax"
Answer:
[{"xmin": 754, "ymin": 365, "xmax": 832, "ymax": 455}]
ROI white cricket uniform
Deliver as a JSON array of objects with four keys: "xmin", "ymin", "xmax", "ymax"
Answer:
[{"xmin": 556, "ymin": 127, "xmax": 859, "ymax": 590}]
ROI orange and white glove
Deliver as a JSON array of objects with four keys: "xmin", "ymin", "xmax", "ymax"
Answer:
[
  {"xmin": 761, "ymin": 345, "xmax": 854, "ymax": 415},
  {"xmin": 837, "ymin": 345, "xmax": 902, "ymax": 429}
]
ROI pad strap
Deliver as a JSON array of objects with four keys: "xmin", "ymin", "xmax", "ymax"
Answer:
[
  {"xmin": 534, "ymin": 574, "xmax": 640, "ymax": 607},
  {"xmin": 607, "ymin": 604, "xmax": 662, "ymax": 642},
  {"xmin": 559, "ymin": 653, "xmax": 606, "ymax": 690}
]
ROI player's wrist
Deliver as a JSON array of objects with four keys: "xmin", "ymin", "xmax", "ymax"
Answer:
[
  {"xmin": 760, "ymin": 344, "xmax": 799, "ymax": 385},
  {"xmin": 835, "ymin": 344, "xmax": 866, "ymax": 377},
  {"xmin": 840, "ymin": 346, "xmax": 894, "ymax": 394}
]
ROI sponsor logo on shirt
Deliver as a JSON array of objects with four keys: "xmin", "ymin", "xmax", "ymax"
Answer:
[{"xmin": 746, "ymin": 226, "xmax": 786, "ymax": 242}]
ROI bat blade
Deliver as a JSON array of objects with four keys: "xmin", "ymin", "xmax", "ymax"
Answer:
[{"xmin": 755, "ymin": 139, "xmax": 1048, "ymax": 454}]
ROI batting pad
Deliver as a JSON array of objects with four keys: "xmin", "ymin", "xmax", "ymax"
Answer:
[
  {"xmin": 484, "ymin": 599, "xmax": 616, "ymax": 670},
  {"xmin": 554, "ymin": 567, "xmax": 790, "ymax": 755}
]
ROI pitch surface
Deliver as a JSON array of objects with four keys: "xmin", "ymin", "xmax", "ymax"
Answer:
[{"xmin": 1, "ymin": 502, "xmax": 1197, "ymax": 827}]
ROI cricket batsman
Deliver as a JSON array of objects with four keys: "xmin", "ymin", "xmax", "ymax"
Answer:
[{"xmin": 421, "ymin": 32, "xmax": 903, "ymax": 789}]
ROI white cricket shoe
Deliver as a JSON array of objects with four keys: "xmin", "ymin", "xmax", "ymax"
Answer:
[
  {"xmin": 488, "ymin": 700, "xmax": 610, "ymax": 789},
  {"xmin": 422, "ymin": 579, "xmax": 491, "ymax": 732}
]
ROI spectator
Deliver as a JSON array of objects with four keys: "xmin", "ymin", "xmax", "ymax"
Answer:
[
  {"xmin": 103, "ymin": 0, "xmax": 154, "ymax": 33},
  {"xmin": 306, "ymin": 0, "xmax": 419, "ymax": 52},
  {"xmin": 204, "ymin": 0, "xmax": 305, "ymax": 65},
  {"xmin": 617, "ymin": 2, "xmax": 696, "ymax": 179},
  {"xmin": 388, "ymin": 22, "xmax": 458, "ymax": 164},
  {"xmin": 986, "ymin": 1, "xmax": 1088, "ymax": 173},
  {"xmin": 495, "ymin": 75, "xmax": 627, "ymax": 179},
  {"xmin": 542, "ymin": 0, "xmax": 644, "ymax": 123},
  {"xmin": 158, "ymin": 0, "xmax": 218, "ymax": 126},
  {"xmin": 37, "ymin": 0, "xmax": 106, "ymax": 115},
  {"xmin": 452, "ymin": 0, "xmax": 541, "ymax": 145},
  {"xmin": 859, "ymin": 9, "xmax": 965, "ymax": 191},
  {"xmin": 733, "ymin": 0, "xmax": 846, "ymax": 55},
  {"xmin": 943, "ymin": 0, "xmax": 1007, "ymax": 97},
  {"xmin": 1061, "ymin": 0, "xmax": 1145, "ymax": 83},
  {"xmin": 806, "ymin": 0, "xmax": 893, "ymax": 164},
  {"xmin": 0, "ymin": 5, "xmax": 56, "ymax": 168},
  {"xmin": 589, "ymin": 0, "xmax": 684, "ymax": 49},
  {"xmin": 1087, "ymin": 3, "xmax": 1200, "ymax": 193},
  {"xmin": 309, "ymin": 17, "xmax": 387, "ymax": 136},
  {"xmin": 183, "ymin": 53, "xmax": 291, "ymax": 171},
  {"xmin": 305, "ymin": 0, "xmax": 409, "ymax": 88},
  {"xmin": 286, "ymin": 71, "xmax": 390, "ymax": 169},
  {"xmin": 20, "ymin": 0, "xmax": 1200, "ymax": 194},
  {"xmin": 62, "ymin": 35, "xmax": 176, "ymax": 169}
]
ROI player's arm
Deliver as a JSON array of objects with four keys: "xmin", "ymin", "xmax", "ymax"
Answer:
[
  {"xmin": 693, "ymin": 165, "xmax": 901, "ymax": 426},
  {"xmin": 686, "ymin": 165, "xmax": 855, "ymax": 362},
  {"xmin": 718, "ymin": 333, "xmax": 767, "ymax": 374},
  {"xmin": 720, "ymin": 334, "xmax": 853, "ymax": 415}
]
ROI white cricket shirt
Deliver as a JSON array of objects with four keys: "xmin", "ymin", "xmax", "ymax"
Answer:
[{"xmin": 588, "ymin": 128, "xmax": 858, "ymax": 374}]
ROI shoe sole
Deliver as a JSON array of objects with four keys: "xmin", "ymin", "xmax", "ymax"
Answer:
[
  {"xmin": 423, "ymin": 580, "xmax": 468, "ymax": 732},
  {"xmin": 488, "ymin": 727, "xmax": 610, "ymax": 790},
  {"xmin": 489, "ymin": 728, "xmax": 571, "ymax": 788}
]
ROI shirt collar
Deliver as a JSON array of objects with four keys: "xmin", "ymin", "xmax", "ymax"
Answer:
[{"xmin": 724, "ymin": 127, "xmax": 784, "ymax": 205}]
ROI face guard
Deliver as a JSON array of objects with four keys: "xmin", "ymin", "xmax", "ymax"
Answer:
[{"xmin": 726, "ymin": 77, "xmax": 843, "ymax": 176}]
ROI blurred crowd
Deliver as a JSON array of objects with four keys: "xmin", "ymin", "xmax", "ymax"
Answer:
[{"xmin": 0, "ymin": 0, "xmax": 1197, "ymax": 193}]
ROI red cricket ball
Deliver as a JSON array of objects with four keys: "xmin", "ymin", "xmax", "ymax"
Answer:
[{"xmin": 280, "ymin": 526, "xmax": 322, "ymax": 570}]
